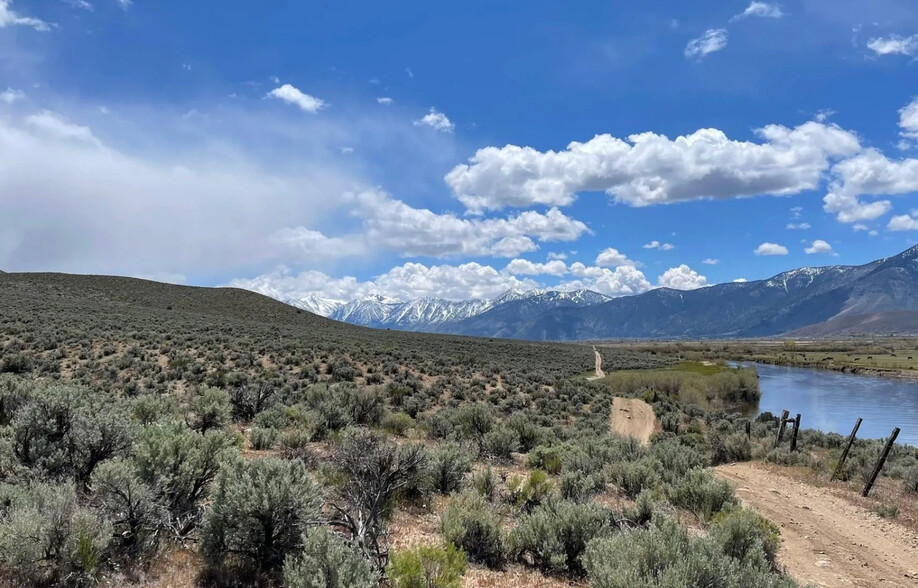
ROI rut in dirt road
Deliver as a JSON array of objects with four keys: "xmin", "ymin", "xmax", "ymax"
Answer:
[{"xmin": 717, "ymin": 462, "xmax": 918, "ymax": 588}]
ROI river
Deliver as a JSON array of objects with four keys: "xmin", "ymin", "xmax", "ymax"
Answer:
[{"xmin": 739, "ymin": 362, "xmax": 918, "ymax": 446}]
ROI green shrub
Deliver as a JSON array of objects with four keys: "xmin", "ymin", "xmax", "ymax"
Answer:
[
  {"xmin": 527, "ymin": 445, "xmax": 562, "ymax": 475},
  {"xmin": 471, "ymin": 466, "xmax": 498, "ymax": 501},
  {"xmin": 249, "ymin": 426, "xmax": 279, "ymax": 450},
  {"xmin": 559, "ymin": 470, "xmax": 606, "ymax": 502},
  {"xmin": 510, "ymin": 498, "xmax": 614, "ymax": 576},
  {"xmin": 0, "ymin": 482, "xmax": 112, "ymax": 587},
  {"xmin": 666, "ymin": 468, "xmax": 736, "ymax": 521},
  {"xmin": 282, "ymin": 526, "xmax": 377, "ymax": 588},
  {"xmin": 440, "ymin": 491, "xmax": 505, "ymax": 569},
  {"xmin": 505, "ymin": 413, "xmax": 546, "ymax": 452},
  {"xmin": 427, "ymin": 443, "xmax": 473, "ymax": 494},
  {"xmin": 187, "ymin": 387, "xmax": 231, "ymax": 433},
  {"xmin": 11, "ymin": 384, "xmax": 134, "ymax": 484},
  {"xmin": 202, "ymin": 457, "xmax": 324, "ymax": 577},
  {"xmin": 607, "ymin": 458, "xmax": 660, "ymax": 499},
  {"xmin": 625, "ymin": 490, "xmax": 657, "ymax": 525},
  {"xmin": 277, "ymin": 428, "xmax": 317, "ymax": 465},
  {"xmin": 507, "ymin": 469, "xmax": 553, "ymax": 510},
  {"xmin": 91, "ymin": 459, "xmax": 162, "ymax": 562},
  {"xmin": 483, "ymin": 427, "xmax": 520, "ymax": 462},
  {"xmin": 873, "ymin": 503, "xmax": 899, "ymax": 519},
  {"xmin": 382, "ymin": 412, "xmax": 416, "ymax": 437},
  {"xmin": 710, "ymin": 508, "xmax": 781, "ymax": 568},
  {"xmin": 133, "ymin": 423, "xmax": 238, "ymax": 521},
  {"xmin": 583, "ymin": 516, "xmax": 799, "ymax": 588},
  {"xmin": 388, "ymin": 543, "xmax": 467, "ymax": 588}
]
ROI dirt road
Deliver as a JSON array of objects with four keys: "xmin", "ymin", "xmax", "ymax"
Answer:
[
  {"xmin": 717, "ymin": 462, "xmax": 918, "ymax": 587},
  {"xmin": 587, "ymin": 346, "xmax": 605, "ymax": 381},
  {"xmin": 609, "ymin": 397, "xmax": 657, "ymax": 445}
]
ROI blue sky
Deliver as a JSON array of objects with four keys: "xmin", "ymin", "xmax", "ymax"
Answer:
[{"xmin": 2, "ymin": 0, "xmax": 918, "ymax": 302}]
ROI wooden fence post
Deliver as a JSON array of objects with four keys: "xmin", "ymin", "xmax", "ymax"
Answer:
[
  {"xmin": 831, "ymin": 417, "xmax": 862, "ymax": 481},
  {"xmin": 790, "ymin": 413, "xmax": 801, "ymax": 452},
  {"xmin": 861, "ymin": 427, "xmax": 900, "ymax": 498},
  {"xmin": 774, "ymin": 410, "xmax": 789, "ymax": 448}
]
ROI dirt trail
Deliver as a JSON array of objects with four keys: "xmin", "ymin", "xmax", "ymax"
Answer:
[
  {"xmin": 587, "ymin": 346, "xmax": 605, "ymax": 380},
  {"xmin": 717, "ymin": 462, "xmax": 918, "ymax": 587},
  {"xmin": 609, "ymin": 397, "xmax": 657, "ymax": 445}
]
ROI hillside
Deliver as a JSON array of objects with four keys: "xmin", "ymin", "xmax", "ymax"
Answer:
[{"xmin": 0, "ymin": 272, "xmax": 662, "ymax": 389}]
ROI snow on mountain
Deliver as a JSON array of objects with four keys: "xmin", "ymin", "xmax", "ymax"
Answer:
[
  {"xmin": 332, "ymin": 295, "xmax": 404, "ymax": 325},
  {"xmin": 285, "ymin": 294, "xmax": 346, "ymax": 317},
  {"xmin": 317, "ymin": 288, "xmax": 611, "ymax": 331}
]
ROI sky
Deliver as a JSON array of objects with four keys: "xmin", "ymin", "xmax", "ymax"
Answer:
[{"xmin": 2, "ymin": 0, "xmax": 918, "ymax": 303}]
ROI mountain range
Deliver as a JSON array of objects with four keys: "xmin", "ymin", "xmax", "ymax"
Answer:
[{"xmin": 287, "ymin": 245, "xmax": 918, "ymax": 339}]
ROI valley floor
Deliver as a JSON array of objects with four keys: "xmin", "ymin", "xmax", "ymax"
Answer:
[{"xmin": 716, "ymin": 462, "xmax": 918, "ymax": 588}]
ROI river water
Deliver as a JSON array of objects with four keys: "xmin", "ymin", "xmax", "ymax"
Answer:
[{"xmin": 739, "ymin": 363, "xmax": 918, "ymax": 446}]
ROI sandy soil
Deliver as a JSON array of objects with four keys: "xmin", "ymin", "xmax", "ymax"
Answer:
[
  {"xmin": 717, "ymin": 462, "xmax": 918, "ymax": 587},
  {"xmin": 609, "ymin": 397, "xmax": 658, "ymax": 445}
]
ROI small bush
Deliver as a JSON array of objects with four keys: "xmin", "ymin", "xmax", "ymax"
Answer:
[
  {"xmin": 282, "ymin": 525, "xmax": 377, "ymax": 588},
  {"xmin": 91, "ymin": 459, "xmax": 163, "ymax": 562},
  {"xmin": 666, "ymin": 468, "xmax": 736, "ymax": 521},
  {"xmin": 249, "ymin": 426, "xmax": 279, "ymax": 450},
  {"xmin": 427, "ymin": 443, "xmax": 473, "ymax": 495},
  {"xmin": 710, "ymin": 508, "xmax": 781, "ymax": 568},
  {"xmin": 583, "ymin": 515, "xmax": 799, "ymax": 588},
  {"xmin": 873, "ymin": 503, "xmax": 899, "ymax": 519},
  {"xmin": 277, "ymin": 429, "xmax": 317, "ymax": 465},
  {"xmin": 510, "ymin": 498, "xmax": 615, "ymax": 576},
  {"xmin": 483, "ymin": 427, "xmax": 520, "ymax": 462},
  {"xmin": 187, "ymin": 387, "xmax": 231, "ymax": 433},
  {"xmin": 471, "ymin": 466, "xmax": 498, "ymax": 501},
  {"xmin": 624, "ymin": 490, "xmax": 656, "ymax": 525},
  {"xmin": 507, "ymin": 469, "xmax": 553, "ymax": 511},
  {"xmin": 388, "ymin": 543, "xmax": 467, "ymax": 588},
  {"xmin": 607, "ymin": 458, "xmax": 659, "ymax": 499},
  {"xmin": 440, "ymin": 491, "xmax": 505, "ymax": 569},
  {"xmin": 527, "ymin": 445, "xmax": 562, "ymax": 475},
  {"xmin": 202, "ymin": 457, "xmax": 323, "ymax": 577},
  {"xmin": 382, "ymin": 412, "xmax": 416, "ymax": 437},
  {"xmin": 0, "ymin": 482, "xmax": 112, "ymax": 587}
]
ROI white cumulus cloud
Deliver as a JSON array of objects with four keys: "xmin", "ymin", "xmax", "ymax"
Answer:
[
  {"xmin": 267, "ymin": 84, "xmax": 327, "ymax": 113},
  {"xmin": 377, "ymin": 97, "xmax": 393, "ymax": 105},
  {"xmin": 348, "ymin": 189, "xmax": 589, "ymax": 259},
  {"xmin": 804, "ymin": 239, "xmax": 836, "ymax": 255},
  {"xmin": 823, "ymin": 149, "xmax": 918, "ymax": 222},
  {"xmin": 754, "ymin": 242, "xmax": 788, "ymax": 255},
  {"xmin": 445, "ymin": 121, "xmax": 860, "ymax": 213},
  {"xmin": 595, "ymin": 247, "xmax": 636, "ymax": 267},
  {"xmin": 503, "ymin": 259, "xmax": 568, "ymax": 276},
  {"xmin": 685, "ymin": 29, "xmax": 728, "ymax": 59},
  {"xmin": 887, "ymin": 214, "xmax": 918, "ymax": 231},
  {"xmin": 785, "ymin": 222, "xmax": 810, "ymax": 229},
  {"xmin": 657, "ymin": 265, "xmax": 708, "ymax": 290},
  {"xmin": 900, "ymin": 96, "xmax": 918, "ymax": 140},
  {"xmin": 414, "ymin": 108, "xmax": 454, "ymax": 133},
  {"xmin": 702, "ymin": 258, "xmax": 720, "ymax": 265},
  {"xmin": 643, "ymin": 240, "xmax": 675, "ymax": 251},
  {"xmin": 562, "ymin": 264, "xmax": 652, "ymax": 297}
]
